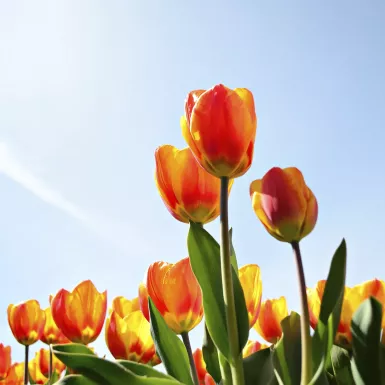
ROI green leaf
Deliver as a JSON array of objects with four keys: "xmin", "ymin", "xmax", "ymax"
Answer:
[
  {"xmin": 53, "ymin": 343, "xmax": 96, "ymax": 357},
  {"xmin": 329, "ymin": 346, "xmax": 354, "ymax": 385},
  {"xmin": 202, "ymin": 324, "xmax": 221, "ymax": 383},
  {"xmin": 229, "ymin": 228, "xmax": 239, "ymax": 275},
  {"xmin": 148, "ymin": 298, "xmax": 193, "ymax": 385},
  {"xmin": 187, "ymin": 222, "xmax": 249, "ymax": 359},
  {"xmin": 273, "ymin": 312, "xmax": 302, "ymax": 385},
  {"xmin": 243, "ymin": 347, "xmax": 277, "ymax": 385},
  {"xmin": 351, "ymin": 297, "xmax": 384, "ymax": 385},
  {"xmin": 310, "ymin": 239, "xmax": 347, "ymax": 384},
  {"xmin": 55, "ymin": 375, "xmax": 98, "ymax": 385},
  {"xmin": 53, "ymin": 347, "xmax": 183, "ymax": 385},
  {"xmin": 117, "ymin": 360, "xmax": 180, "ymax": 382}
]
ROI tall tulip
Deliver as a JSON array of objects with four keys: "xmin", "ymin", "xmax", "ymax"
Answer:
[
  {"xmin": 0, "ymin": 344, "xmax": 11, "ymax": 380},
  {"xmin": 181, "ymin": 85, "xmax": 257, "ymax": 179},
  {"xmin": 155, "ymin": 145, "xmax": 232, "ymax": 224},
  {"xmin": 51, "ymin": 280, "xmax": 107, "ymax": 345},
  {"xmin": 238, "ymin": 264, "xmax": 263, "ymax": 328},
  {"xmin": 254, "ymin": 297, "xmax": 289, "ymax": 344},
  {"xmin": 139, "ymin": 257, "xmax": 203, "ymax": 334},
  {"xmin": 250, "ymin": 167, "xmax": 318, "ymax": 243}
]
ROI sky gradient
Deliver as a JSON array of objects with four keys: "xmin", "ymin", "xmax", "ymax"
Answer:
[{"xmin": 1, "ymin": 0, "xmax": 385, "ymax": 364}]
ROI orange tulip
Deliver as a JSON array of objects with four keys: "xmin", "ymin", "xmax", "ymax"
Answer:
[
  {"xmin": 139, "ymin": 257, "xmax": 203, "ymax": 334},
  {"xmin": 250, "ymin": 167, "xmax": 318, "ymax": 243},
  {"xmin": 238, "ymin": 264, "xmax": 263, "ymax": 328},
  {"xmin": 105, "ymin": 309, "xmax": 157, "ymax": 364},
  {"xmin": 34, "ymin": 348, "xmax": 66, "ymax": 377},
  {"xmin": 243, "ymin": 340, "xmax": 269, "ymax": 358},
  {"xmin": 155, "ymin": 145, "xmax": 233, "ymax": 224},
  {"xmin": 308, "ymin": 279, "xmax": 385, "ymax": 347},
  {"xmin": 7, "ymin": 300, "xmax": 45, "ymax": 345},
  {"xmin": 181, "ymin": 84, "xmax": 257, "ymax": 178},
  {"xmin": 192, "ymin": 349, "xmax": 215, "ymax": 385},
  {"xmin": 3, "ymin": 363, "xmax": 24, "ymax": 385},
  {"xmin": 110, "ymin": 296, "xmax": 140, "ymax": 317},
  {"xmin": 254, "ymin": 297, "xmax": 288, "ymax": 343},
  {"xmin": 0, "ymin": 344, "xmax": 11, "ymax": 380},
  {"xmin": 28, "ymin": 358, "xmax": 47, "ymax": 385},
  {"xmin": 51, "ymin": 280, "xmax": 107, "ymax": 344},
  {"xmin": 40, "ymin": 306, "xmax": 70, "ymax": 345}
]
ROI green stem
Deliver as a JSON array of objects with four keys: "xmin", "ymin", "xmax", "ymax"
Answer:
[
  {"xmin": 218, "ymin": 352, "xmax": 233, "ymax": 385},
  {"xmin": 292, "ymin": 241, "xmax": 312, "ymax": 385},
  {"xmin": 24, "ymin": 345, "xmax": 29, "ymax": 385},
  {"xmin": 220, "ymin": 177, "xmax": 244, "ymax": 385},
  {"xmin": 49, "ymin": 344, "xmax": 53, "ymax": 384},
  {"xmin": 181, "ymin": 332, "xmax": 200, "ymax": 385}
]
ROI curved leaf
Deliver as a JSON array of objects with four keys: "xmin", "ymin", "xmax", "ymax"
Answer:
[
  {"xmin": 149, "ymin": 298, "xmax": 193, "ymax": 385},
  {"xmin": 117, "ymin": 360, "xmax": 179, "ymax": 382},
  {"xmin": 202, "ymin": 324, "xmax": 221, "ymax": 383},
  {"xmin": 329, "ymin": 346, "xmax": 354, "ymax": 385},
  {"xmin": 55, "ymin": 375, "xmax": 98, "ymax": 385},
  {"xmin": 243, "ymin": 347, "xmax": 277, "ymax": 385}
]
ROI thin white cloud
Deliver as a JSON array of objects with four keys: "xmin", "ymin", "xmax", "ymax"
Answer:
[{"xmin": 0, "ymin": 141, "xmax": 144, "ymax": 254}]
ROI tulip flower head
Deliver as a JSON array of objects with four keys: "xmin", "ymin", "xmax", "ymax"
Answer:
[
  {"xmin": 7, "ymin": 300, "xmax": 45, "ymax": 345},
  {"xmin": 238, "ymin": 264, "xmax": 263, "ymax": 328},
  {"xmin": 308, "ymin": 278, "xmax": 385, "ymax": 347},
  {"xmin": 0, "ymin": 344, "xmax": 11, "ymax": 380},
  {"xmin": 155, "ymin": 145, "xmax": 233, "ymax": 224},
  {"xmin": 193, "ymin": 349, "xmax": 216, "ymax": 385},
  {"xmin": 34, "ymin": 348, "xmax": 66, "ymax": 377},
  {"xmin": 40, "ymin": 305, "xmax": 70, "ymax": 345},
  {"xmin": 4, "ymin": 363, "xmax": 24, "ymax": 385},
  {"xmin": 111, "ymin": 296, "xmax": 140, "ymax": 317},
  {"xmin": 51, "ymin": 280, "xmax": 107, "ymax": 345},
  {"xmin": 28, "ymin": 358, "xmax": 48, "ymax": 385},
  {"xmin": 250, "ymin": 167, "xmax": 318, "ymax": 243},
  {"xmin": 254, "ymin": 296, "xmax": 289, "ymax": 344},
  {"xmin": 243, "ymin": 340, "xmax": 269, "ymax": 358},
  {"xmin": 181, "ymin": 84, "xmax": 257, "ymax": 178},
  {"xmin": 139, "ymin": 257, "xmax": 203, "ymax": 334}
]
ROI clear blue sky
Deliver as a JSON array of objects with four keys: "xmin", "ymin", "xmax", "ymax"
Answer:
[{"xmin": 1, "ymin": 0, "xmax": 385, "ymax": 365}]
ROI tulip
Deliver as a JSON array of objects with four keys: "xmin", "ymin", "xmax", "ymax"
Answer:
[
  {"xmin": 3, "ymin": 363, "xmax": 24, "ymax": 385},
  {"xmin": 51, "ymin": 280, "xmax": 107, "ymax": 345},
  {"xmin": 7, "ymin": 300, "xmax": 45, "ymax": 345},
  {"xmin": 34, "ymin": 348, "xmax": 66, "ymax": 377},
  {"xmin": 254, "ymin": 297, "xmax": 289, "ymax": 343},
  {"xmin": 250, "ymin": 167, "xmax": 318, "ymax": 243},
  {"xmin": 238, "ymin": 264, "xmax": 263, "ymax": 328},
  {"xmin": 139, "ymin": 257, "xmax": 203, "ymax": 334},
  {"xmin": 307, "ymin": 279, "xmax": 385, "ymax": 347},
  {"xmin": 105, "ymin": 309, "xmax": 157, "ymax": 364},
  {"xmin": 192, "ymin": 349, "xmax": 216, "ymax": 385},
  {"xmin": 28, "ymin": 358, "xmax": 48, "ymax": 385},
  {"xmin": 110, "ymin": 296, "xmax": 140, "ymax": 317},
  {"xmin": 0, "ymin": 344, "xmax": 11, "ymax": 380},
  {"xmin": 181, "ymin": 84, "xmax": 257, "ymax": 178},
  {"xmin": 40, "ymin": 306, "xmax": 70, "ymax": 345},
  {"xmin": 148, "ymin": 353, "xmax": 161, "ymax": 367},
  {"xmin": 243, "ymin": 340, "xmax": 269, "ymax": 358},
  {"xmin": 155, "ymin": 145, "xmax": 233, "ymax": 224}
]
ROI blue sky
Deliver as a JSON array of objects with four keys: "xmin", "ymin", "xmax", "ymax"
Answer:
[{"xmin": 1, "ymin": 0, "xmax": 385, "ymax": 365}]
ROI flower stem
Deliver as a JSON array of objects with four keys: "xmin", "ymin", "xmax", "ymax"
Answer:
[
  {"xmin": 292, "ymin": 241, "xmax": 312, "ymax": 385},
  {"xmin": 49, "ymin": 344, "xmax": 53, "ymax": 385},
  {"xmin": 220, "ymin": 177, "xmax": 244, "ymax": 385},
  {"xmin": 181, "ymin": 332, "xmax": 200, "ymax": 385},
  {"xmin": 24, "ymin": 345, "xmax": 29, "ymax": 385},
  {"xmin": 218, "ymin": 352, "xmax": 233, "ymax": 385}
]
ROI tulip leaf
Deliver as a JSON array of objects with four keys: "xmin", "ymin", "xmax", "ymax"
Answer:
[
  {"xmin": 243, "ymin": 347, "xmax": 277, "ymax": 385},
  {"xmin": 273, "ymin": 312, "xmax": 302, "ymax": 385},
  {"xmin": 148, "ymin": 298, "xmax": 193, "ymax": 385},
  {"xmin": 188, "ymin": 222, "xmax": 249, "ymax": 359},
  {"xmin": 310, "ymin": 239, "xmax": 347, "ymax": 384},
  {"xmin": 329, "ymin": 346, "xmax": 354, "ymax": 385},
  {"xmin": 55, "ymin": 375, "xmax": 98, "ymax": 385},
  {"xmin": 202, "ymin": 324, "xmax": 221, "ymax": 383},
  {"xmin": 351, "ymin": 297, "xmax": 385, "ymax": 385},
  {"xmin": 229, "ymin": 228, "xmax": 239, "ymax": 275},
  {"xmin": 53, "ymin": 347, "xmax": 182, "ymax": 385},
  {"xmin": 117, "ymin": 360, "xmax": 180, "ymax": 382},
  {"xmin": 53, "ymin": 343, "xmax": 96, "ymax": 357}
]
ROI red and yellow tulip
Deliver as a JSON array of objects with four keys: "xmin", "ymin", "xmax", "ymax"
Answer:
[
  {"xmin": 110, "ymin": 296, "xmax": 140, "ymax": 316},
  {"xmin": 243, "ymin": 340, "xmax": 269, "ymax": 358},
  {"xmin": 3, "ymin": 363, "xmax": 24, "ymax": 385},
  {"xmin": 155, "ymin": 145, "xmax": 233, "ymax": 223},
  {"xmin": 7, "ymin": 300, "xmax": 45, "ymax": 345},
  {"xmin": 0, "ymin": 344, "xmax": 11, "ymax": 380},
  {"xmin": 181, "ymin": 84, "xmax": 257, "ymax": 178},
  {"xmin": 34, "ymin": 348, "xmax": 66, "ymax": 377},
  {"xmin": 51, "ymin": 280, "xmax": 107, "ymax": 345},
  {"xmin": 193, "ymin": 349, "xmax": 216, "ymax": 385},
  {"xmin": 139, "ymin": 257, "xmax": 203, "ymax": 334},
  {"xmin": 239, "ymin": 264, "xmax": 263, "ymax": 328},
  {"xmin": 250, "ymin": 167, "xmax": 318, "ymax": 243},
  {"xmin": 40, "ymin": 305, "xmax": 70, "ymax": 345},
  {"xmin": 307, "ymin": 279, "xmax": 385, "ymax": 347},
  {"xmin": 254, "ymin": 297, "xmax": 288, "ymax": 343}
]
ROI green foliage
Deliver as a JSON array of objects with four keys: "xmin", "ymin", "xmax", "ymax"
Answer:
[{"xmin": 202, "ymin": 324, "xmax": 221, "ymax": 383}]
